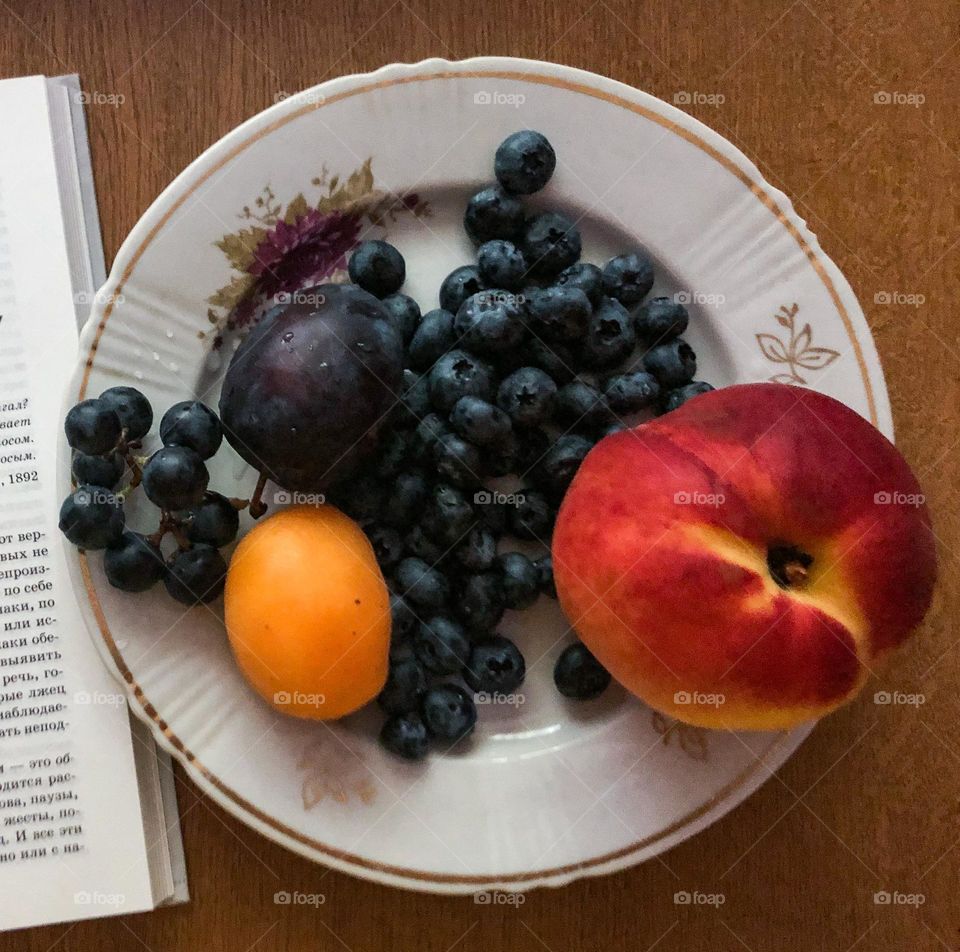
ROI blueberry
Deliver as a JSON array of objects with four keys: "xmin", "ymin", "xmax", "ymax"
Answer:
[
  {"xmin": 535, "ymin": 554, "xmax": 556, "ymax": 597},
  {"xmin": 332, "ymin": 474, "xmax": 381, "ymax": 525},
  {"xmin": 163, "ymin": 544, "xmax": 227, "ymax": 605},
  {"xmin": 554, "ymin": 380, "xmax": 610, "ymax": 429},
  {"xmin": 455, "ymin": 524, "xmax": 498, "ymax": 572},
  {"xmin": 58, "ymin": 485, "xmax": 124, "ymax": 550},
  {"xmin": 483, "ymin": 431, "xmax": 520, "ymax": 477},
  {"xmin": 581, "ymin": 298, "xmax": 636, "ymax": 369},
  {"xmin": 407, "ymin": 308, "xmax": 456, "ymax": 371},
  {"xmin": 369, "ymin": 524, "xmax": 405, "ymax": 570},
  {"xmin": 598, "ymin": 420, "xmax": 629, "ymax": 438},
  {"xmin": 478, "ymin": 497, "xmax": 510, "ymax": 534},
  {"xmin": 98, "ymin": 386, "xmax": 153, "ymax": 440},
  {"xmin": 409, "ymin": 414, "xmax": 449, "ymax": 465},
  {"xmin": 380, "ymin": 711, "xmax": 430, "ymax": 759},
  {"xmin": 464, "ymin": 635, "xmax": 526, "ymax": 693},
  {"xmin": 634, "ymin": 296, "xmax": 688, "ymax": 342},
  {"xmin": 521, "ymin": 212, "xmax": 581, "ymax": 277},
  {"xmin": 601, "ymin": 252, "xmax": 654, "ymax": 306},
  {"xmin": 381, "ymin": 292, "xmax": 421, "ymax": 344},
  {"xmin": 477, "ymin": 240, "xmax": 527, "ymax": 290},
  {"xmin": 348, "ymin": 240, "xmax": 405, "ymax": 297},
  {"xmin": 556, "ymin": 262, "xmax": 603, "ymax": 305},
  {"xmin": 395, "ymin": 557, "xmax": 449, "ymax": 610},
  {"xmin": 660, "ymin": 380, "xmax": 715, "ymax": 413},
  {"xmin": 373, "ymin": 429, "xmax": 408, "ymax": 481},
  {"xmin": 510, "ymin": 490, "xmax": 554, "ymax": 540},
  {"xmin": 428, "ymin": 350, "xmax": 496, "ymax": 413},
  {"xmin": 523, "ymin": 338, "xmax": 576, "ymax": 385},
  {"xmin": 159, "ymin": 401, "xmax": 223, "ymax": 460},
  {"xmin": 449, "ymin": 396, "xmax": 512, "ymax": 447},
  {"xmin": 497, "ymin": 367, "xmax": 557, "ymax": 427},
  {"xmin": 554, "ymin": 642, "xmax": 611, "ymax": 699},
  {"xmin": 389, "ymin": 593, "xmax": 419, "ymax": 641},
  {"xmin": 603, "ymin": 371, "xmax": 660, "ymax": 413},
  {"xmin": 497, "ymin": 552, "xmax": 540, "ymax": 610},
  {"xmin": 433, "ymin": 432, "xmax": 483, "ymax": 488},
  {"xmin": 382, "ymin": 469, "xmax": 430, "ymax": 529},
  {"xmin": 415, "ymin": 615, "xmax": 471, "ymax": 674},
  {"xmin": 525, "ymin": 286, "xmax": 591, "ymax": 343},
  {"xmin": 420, "ymin": 684, "xmax": 476, "ymax": 742},
  {"xmin": 642, "ymin": 339, "xmax": 697, "ymax": 388},
  {"xmin": 513, "ymin": 426, "xmax": 551, "ymax": 473},
  {"xmin": 439, "ymin": 264, "xmax": 486, "ymax": 315},
  {"xmin": 103, "ymin": 531, "xmax": 164, "ymax": 593},
  {"xmin": 534, "ymin": 435, "xmax": 592, "ymax": 501},
  {"xmin": 72, "ymin": 451, "xmax": 125, "ymax": 490},
  {"xmin": 64, "ymin": 399, "xmax": 121, "ymax": 455},
  {"xmin": 404, "ymin": 524, "xmax": 444, "ymax": 563},
  {"xmin": 379, "ymin": 656, "xmax": 427, "ymax": 714},
  {"xmin": 458, "ymin": 571, "xmax": 506, "ymax": 634},
  {"xmin": 495, "ymin": 130, "xmax": 556, "ymax": 195},
  {"xmin": 399, "ymin": 369, "xmax": 432, "ymax": 423},
  {"xmin": 185, "ymin": 492, "xmax": 240, "ymax": 547},
  {"xmin": 424, "ymin": 483, "xmax": 476, "ymax": 547},
  {"xmin": 454, "ymin": 291, "xmax": 526, "ymax": 355},
  {"xmin": 141, "ymin": 446, "xmax": 209, "ymax": 511},
  {"xmin": 463, "ymin": 185, "xmax": 525, "ymax": 244}
]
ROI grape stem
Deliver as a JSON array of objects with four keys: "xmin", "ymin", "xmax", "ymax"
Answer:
[
  {"xmin": 249, "ymin": 472, "xmax": 269, "ymax": 519},
  {"xmin": 148, "ymin": 512, "xmax": 192, "ymax": 551},
  {"xmin": 114, "ymin": 428, "xmax": 143, "ymax": 488}
]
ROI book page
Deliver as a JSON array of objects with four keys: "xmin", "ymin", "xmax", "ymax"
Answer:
[{"xmin": 0, "ymin": 75, "xmax": 154, "ymax": 932}]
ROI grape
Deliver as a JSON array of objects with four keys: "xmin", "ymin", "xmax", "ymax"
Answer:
[
  {"xmin": 141, "ymin": 446, "xmax": 208, "ymax": 511},
  {"xmin": 164, "ymin": 545, "xmax": 227, "ymax": 605},
  {"xmin": 104, "ymin": 532, "xmax": 165, "ymax": 592},
  {"xmin": 184, "ymin": 492, "xmax": 240, "ymax": 547},
  {"xmin": 58, "ymin": 486, "xmax": 124, "ymax": 549},
  {"xmin": 71, "ymin": 451, "xmax": 125, "ymax": 490},
  {"xmin": 64, "ymin": 399, "xmax": 121, "ymax": 455},
  {"xmin": 99, "ymin": 387, "xmax": 153, "ymax": 440},
  {"xmin": 159, "ymin": 401, "xmax": 223, "ymax": 460}
]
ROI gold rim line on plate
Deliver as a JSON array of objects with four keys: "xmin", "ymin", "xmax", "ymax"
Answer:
[{"xmin": 74, "ymin": 67, "xmax": 873, "ymax": 886}]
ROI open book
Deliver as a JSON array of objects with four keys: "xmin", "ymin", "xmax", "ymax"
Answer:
[{"xmin": 0, "ymin": 75, "xmax": 187, "ymax": 932}]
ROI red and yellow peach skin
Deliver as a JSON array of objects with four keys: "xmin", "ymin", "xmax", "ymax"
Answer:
[{"xmin": 552, "ymin": 383, "xmax": 937, "ymax": 730}]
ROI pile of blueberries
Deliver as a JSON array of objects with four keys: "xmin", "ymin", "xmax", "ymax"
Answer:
[
  {"xmin": 59, "ymin": 388, "xmax": 239, "ymax": 604},
  {"xmin": 331, "ymin": 130, "xmax": 714, "ymax": 760}
]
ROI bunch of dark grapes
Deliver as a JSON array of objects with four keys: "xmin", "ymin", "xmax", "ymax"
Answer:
[
  {"xmin": 333, "ymin": 130, "xmax": 715, "ymax": 760},
  {"xmin": 60, "ymin": 389, "xmax": 240, "ymax": 606}
]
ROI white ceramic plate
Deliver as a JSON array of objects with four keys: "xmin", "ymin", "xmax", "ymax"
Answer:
[{"xmin": 63, "ymin": 57, "xmax": 890, "ymax": 893}]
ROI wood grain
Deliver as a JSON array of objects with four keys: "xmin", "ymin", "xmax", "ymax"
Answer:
[{"xmin": 2, "ymin": 0, "xmax": 958, "ymax": 948}]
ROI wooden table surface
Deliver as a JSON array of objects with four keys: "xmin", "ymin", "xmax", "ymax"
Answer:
[{"xmin": 3, "ymin": 0, "xmax": 958, "ymax": 949}]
